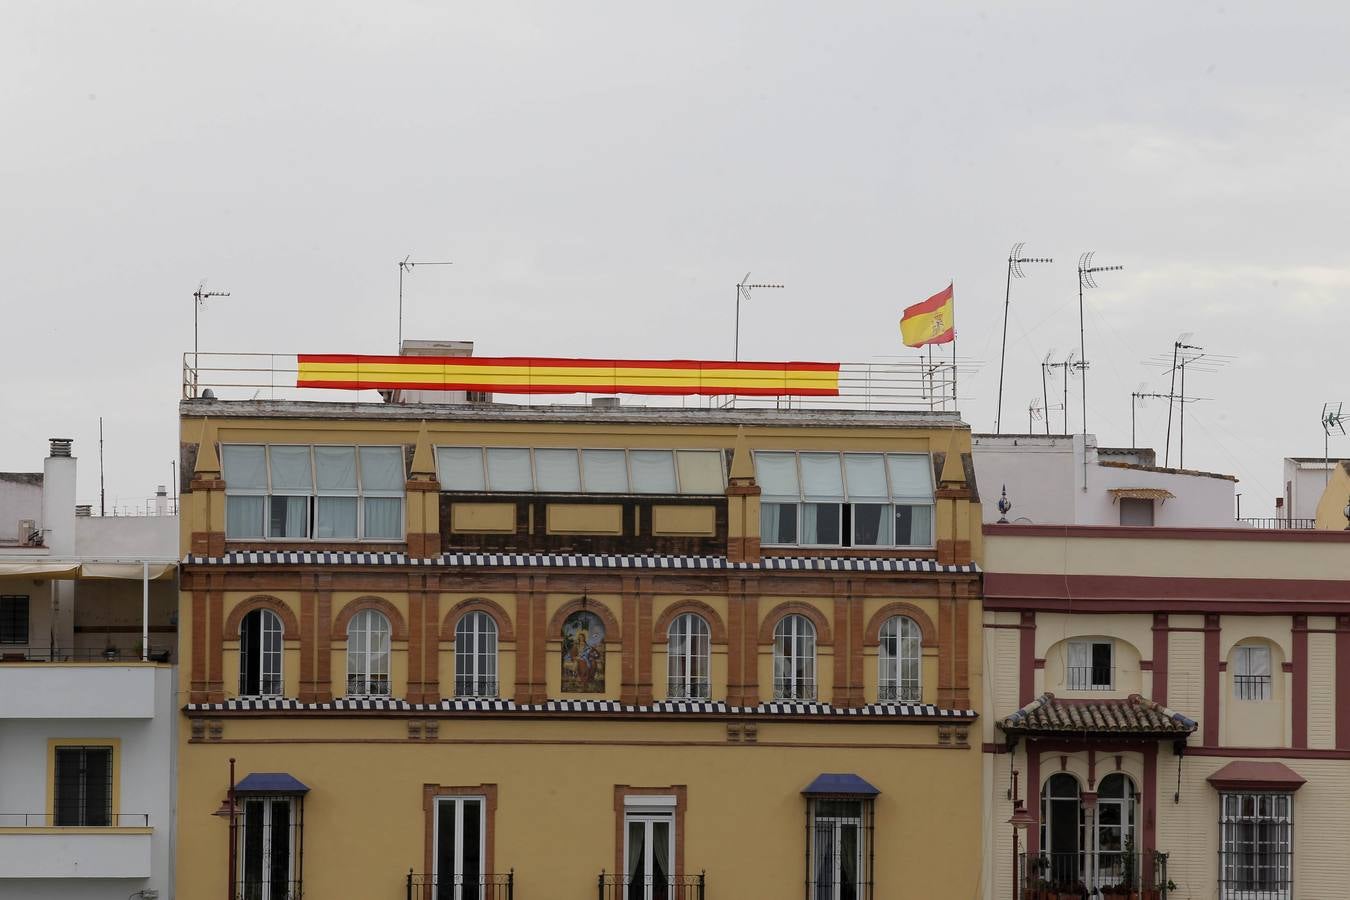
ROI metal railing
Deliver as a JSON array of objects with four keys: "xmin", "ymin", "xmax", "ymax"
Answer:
[
  {"xmin": 878, "ymin": 682, "xmax": 922, "ymax": 703},
  {"xmin": 0, "ymin": 812, "xmax": 150, "ymax": 827},
  {"xmin": 0, "ymin": 646, "xmax": 172, "ymax": 663},
  {"xmin": 454, "ymin": 676, "xmax": 499, "ymax": 698},
  {"xmin": 183, "ymin": 351, "xmax": 971, "ymax": 411},
  {"xmin": 1219, "ymin": 848, "xmax": 1291, "ymax": 899},
  {"xmin": 236, "ymin": 881, "xmax": 303, "ymax": 900},
  {"xmin": 666, "ymin": 677, "xmax": 711, "ymax": 701},
  {"xmin": 772, "ymin": 678, "xmax": 817, "ymax": 701},
  {"xmin": 346, "ymin": 676, "xmax": 392, "ymax": 697},
  {"xmin": 407, "ymin": 871, "xmax": 514, "ymax": 900},
  {"xmin": 238, "ymin": 676, "xmax": 284, "ymax": 697},
  {"xmin": 1065, "ymin": 666, "xmax": 1114, "ymax": 691},
  {"xmin": 1018, "ymin": 850, "xmax": 1170, "ymax": 899},
  {"xmin": 597, "ymin": 871, "xmax": 705, "ymax": 900},
  {"xmin": 1237, "ymin": 517, "xmax": 1316, "ymax": 530},
  {"xmin": 1233, "ymin": 674, "xmax": 1272, "ymax": 701}
]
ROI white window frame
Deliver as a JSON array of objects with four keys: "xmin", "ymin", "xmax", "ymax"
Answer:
[
  {"xmin": 1066, "ymin": 639, "xmax": 1114, "ymax": 691},
  {"xmin": 878, "ymin": 615, "xmax": 921, "ymax": 703},
  {"xmin": 773, "ymin": 614, "xmax": 817, "ymax": 701},
  {"xmin": 434, "ymin": 446, "xmax": 727, "ymax": 495},
  {"xmin": 222, "ymin": 444, "xmax": 406, "ymax": 542},
  {"xmin": 623, "ymin": 799, "xmax": 677, "ymax": 900},
  {"xmin": 433, "ymin": 795, "xmax": 488, "ymax": 900},
  {"xmin": 1220, "ymin": 792, "xmax": 1292, "ymax": 900},
  {"xmin": 454, "ymin": 611, "xmax": 499, "ymax": 698},
  {"xmin": 345, "ymin": 608, "xmax": 391, "ymax": 697},
  {"xmin": 666, "ymin": 613, "xmax": 711, "ymax": 700},
  {"xmin": 753, "ymin": 450, "xmax": 935, "ymax": 549},
  {"xmin": 239, "ymin": 608, "xmax": 283, "ymax": 697},
  {"xmin": 1233, "ymin": 644, "xmax": 1273, "ymax": 701}
]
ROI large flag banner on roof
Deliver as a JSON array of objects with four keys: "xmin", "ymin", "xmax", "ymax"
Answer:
[
  {"xmin": 295, "ymin": 355, "xmax": 841, "ymax": 397},
  {"xmin": 899, "ymin": 284, "xmax": 955, "ymax": 348}
]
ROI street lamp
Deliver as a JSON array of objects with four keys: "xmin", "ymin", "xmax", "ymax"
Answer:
[
  {"xmin": 211, "ymin": 757, "xmax": 238, "ymax": 900},
  {"xmin": 1008, "ymin": 768, "xmax": 1035, "ymax": 900}
]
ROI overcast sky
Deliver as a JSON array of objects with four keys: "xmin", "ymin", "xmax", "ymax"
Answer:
[{"xmin": 4, "ymin": 2, "xmax": 1348, "ymax": 516}]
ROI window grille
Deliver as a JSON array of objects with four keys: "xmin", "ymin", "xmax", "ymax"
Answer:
[
  {"xmin": 1233, "ymin": 646, "xmax": 1272, "ymax": 701},
  {"xmin": 1066, "ymin": 641, "xmax": 1114, "ymax": 690},
  {"xmin": 0, "ymin": 595, "xmax": 28, "ymax": 644},
  {"xmin": 237, "ymin": 795, "xmax": 303, "ymax": 900},
  {"xmin": 806, "ymin": 798, "xmax": 874, "ymax": 900},
  {"xmin": 54, "ymin": 745, "xmax": 113, "ymax": 827},
  {"xmin": 1220, "ymin": 793, "xmax": 1291, "ymax": 899}
]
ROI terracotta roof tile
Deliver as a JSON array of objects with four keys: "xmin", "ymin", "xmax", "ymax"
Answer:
[{"xmin": 999, "ymin": 692, "xmax": 1197, "ymax": 736}]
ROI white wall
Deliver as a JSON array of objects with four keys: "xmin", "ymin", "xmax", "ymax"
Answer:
[
  {"xmin": 0, "ymin": 666, "xmax": 175, "ymax": 898},
  {"xmin": 75, "ymin": 516, "xmax": 179, "ymax": 559},
  {"xmin": 974, "ymin": 433, "xmax": 1236, "ymax": 526},
  {"xmin": 0, "ymin": 476, "xmax": 42, "ymax": 543}
]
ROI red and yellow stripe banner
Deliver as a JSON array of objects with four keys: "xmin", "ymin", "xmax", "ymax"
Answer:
[{"xmin": 296, "ymin": 355, "xmax": 841, "ymax": 397}]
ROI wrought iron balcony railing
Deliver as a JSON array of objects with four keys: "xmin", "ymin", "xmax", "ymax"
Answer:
[
  {"xmin": 238, "ymin": 675, "xmax": 284, "ymax": 698},
  {"xmin": 236, "ymin": 881, "xmax": 303, "ymax": 900},
  {"xmin": 1233, "ymin": 674, "xmax": 1272, "ymax": 701},
  {"xmin": 346, "ymin": 676, "xmax": 392, "ymax": 697},
  {"xmin": 407, "ymin": 871, "xmax": 515, "ymax": 900},
  {"xmin": 772, "ymin": 678, "xmax": 817, "ymax": 701},
  {"xmin": 1065, "ymin": 666, "xmax": 1114, "ymax": 691},
  {"xmin": 666, "ymin": 677, "xmax": 711, "ymax": 701},
  {"xmin": 597, "ymin": 871, "xmax": 705, "ymax": 900},
  {"xmin": 454, "ymin": 675, "xmax": 499, "ymax": 698},
  {"xmin": 1018, "ymin": 849, "xmax": 1170, "ymax": 899},
  {"xmin": 878, "ymin": 682, "xmax": 922, "ymax": 703}
]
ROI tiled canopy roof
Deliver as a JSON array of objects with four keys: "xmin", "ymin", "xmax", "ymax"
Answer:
[{"xmin": 999, "ymin": 692, "xmax": 1196, "ymax": 737}]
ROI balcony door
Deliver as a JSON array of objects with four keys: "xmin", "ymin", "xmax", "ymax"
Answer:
[
  {"xmin": 1039, "ymin": 772, "xmax": 1138, "ymax": 891},
  {"xmin": 812, "ymin": 800, "xmax": 864, "ymax": 900},
  {"xmin": 239, "ymin": 796, "xmax": 296, "ymax": 900},
  {"xmin": 435, "ymin": 796, "xmax": 485, "ymax": 900},
  {"xmin": 624, "ymin": 808, "xmax": 674, "ymax": 900}
]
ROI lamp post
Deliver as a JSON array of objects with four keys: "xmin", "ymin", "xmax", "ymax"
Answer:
[
  {"xmin": 1008, "ymin": 769, "xmax": 1035, "ymax": 900},
  {"xmin": 212, "ymin": 757, "xmax": 238, "ymax": 900}
]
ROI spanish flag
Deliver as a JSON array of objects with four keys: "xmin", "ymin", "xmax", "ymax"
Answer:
[{"xmin": 899, "ymin": 283, "xmax": 955, "ymax": 348}]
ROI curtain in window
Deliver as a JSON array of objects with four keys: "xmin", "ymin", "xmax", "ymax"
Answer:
[
  {"xmin": 486, "ymin": 448, "xmax": 533, "ymax": 491},
  {"xmin": 316, "ymin": 497, "xmax": 357, "ymax": 538},
  {"xmin": 581, "ymin": 449, "xmax": 629, "ymax": 492},
  {"xmin": 268, "ymin": 446, "xmax": 312, "ymax": 491},
  {"xmin": 843, "ymin": 453, "xmax": 889, "ymax": 499},
  {"xmin": 675, "ymin": 450, "xmax": 725, "ymax": 494},
  {"xmin": 761, "ymin": 503, "xmax": 797, "ymax": 545},
  {"xmin": 774, "ymin": 615, "xmax": 816, "ymax": 699},
  {"xmin": 227, "ymin": 496, "xmax": 265, "ymax": 539},
  {"xmin": 437, "ymin": 447, "xmax": 486, "ymax": 491},
  {"xmin": 885, "ymin": 453, "xmax": 933, "ymax": 500},
  {"xmin": 362, "ymin": 497, "xmax": 402, "ymax": 539},
  {"xmin": 802, "ymin": 503, "xmax": 840, "ymax": 545},
  {"xmin": 358, "ymin": 446, "xmax": 404, "ymax": 491},
  {"xmin": 315, "ymin": 446, "xmax": 357, "ymax": 491},
  {"xmin": 627, "ymin": 821, "xmax": 645, "ymax": 886},
  {"xmin": 347, "ymin": 609, "xmax": 391, "ymax": 695},
  {"xmin": 630, "ymin": 450, "xmax": 677, "ymax": 493},
  {"xmin": 799, "ymin": 453, "xmax": 844, "ymax": 500},
  {"xmin": 852, "ymin": 504, "xmax": 890, "ymax": 546},
  {"xmin": 879, "ymin": 616, "xmax": 921, "ymax": 702},
  {"xmin": 653, "ymin": 819, "xmax": 671, "ymax": 887},
  {"xmin": 535, "ymin": 449, "xmax": 582, "ymax": 492},
  {"xmin": 753, "ymin": 451, "xmax": 800, "ymax": 498},
  {"xmin": 269, "ymin": 496, "xmax": 308, "ymax": 538},
  {"xmin": 1067, "ymin": 642, "xmax": 1090, "ymax": 690},
  {"xmin": 222, "ymin": 445, "xmax": 267, "ymax": 489},
  {"xmin": 894, "ymin": 504, "xmax": 933, "ymax": 546}
]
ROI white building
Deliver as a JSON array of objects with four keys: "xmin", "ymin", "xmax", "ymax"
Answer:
[
  {"xmin": 1274, "ymin": 456, "xmax": 1350, "ymax": 527},
  {"xmin": 0, "ymin": 439, "xmax": 177, "ymax": 900},
  {"xmin": 971, "ymin": 432, "xmax": 1237, "ymax": 527}
]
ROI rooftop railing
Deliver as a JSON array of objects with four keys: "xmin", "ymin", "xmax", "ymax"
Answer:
[{"xmin": 183, "ymin": 352, "xmax": 972, "ymax": 412}]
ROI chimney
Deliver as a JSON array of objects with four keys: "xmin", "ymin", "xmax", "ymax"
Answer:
[
  {"xmin": 155, "ymin": 484, "xmax": 168, "ymax": 516},
  {"xmin": 43, "ymin": 438, "xmax": 77, "ymax": 555}
]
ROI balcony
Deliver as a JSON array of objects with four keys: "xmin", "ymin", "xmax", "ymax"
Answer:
[
  {"xmin": 0, "ymin": 814, "xmax": 152, "ymax": 878},
  {"xmin": 1018, "ymin": 850, "xmax": 1171, "ymax": 899},
  {"xmin": 666, "ymin": 678, "xmax": 711, "ymax": 701},
  {"xmin": 772, "ymin": 678, "xmax": 817, "ymax": 702},
  {"xmin": 406, "ymin": 871, "xmax": 514, "ymax": 900},
  {"xmin": 0, "ymin": 660, "xmax": 159, "ymax": 718},
  {"xmin": 454, "ymin": 676, "xmax": 500, "ymax": 698},
  {"xmin": 597, "ymin": 872, "xmax": 706, "ymax": 900}
]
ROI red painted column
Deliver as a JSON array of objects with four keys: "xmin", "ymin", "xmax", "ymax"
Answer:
[
  {"xmin": 1292, "ymin": 615, "xmax": 1308, "ymax": 749},
  {"xmin": 1019, "ymin": 611, "xmax": 1037, "ymax": 707},
  {"xmin": 1203, "ymin": 614, "xmax": 1221, "ymax": 746},
  {"xmin": 1151, "ymin": 613, "xmax": 1169, "ymax": 705},
  {"xmin": 1142, "ymin": 743, "xmax": 1158, "ymax": 855},
  {"xmin": 1335, "ymin": 616, "xmax": 1350, "ymax": 749}
]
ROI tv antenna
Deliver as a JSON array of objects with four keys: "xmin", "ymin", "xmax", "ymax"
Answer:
[
  {"xmin": 397, "ymin": 256, "xmax": 454, "ymax": 351},
  {"xmin": 1145, "ymin": 337, "xmax": 1231, "ymax": 468},
  {"xmin": 192, "ymin": 281, "xmax": 229, "ymax": 398},
  {"xmin": 995, "ymin": 242, "xmax": 1052, "ymax": 433},
  {"xmin": 734, "ymin": 273, "xmax": 785, "ymax": 363},
  {"xmin": 1046, "ymin": 351, "xmax": 1085, "ymax": 436},
  {"xmin": 1076, "ymin": 252, "xmax": 1124, "ymax": 490},
  {"xmin": 1129, "ymin": 383, "xmax": 1171, "ymax": 450},
  {"xmin": 1322, "ymin": 402, "xmax": 1345, "ymax": 486}
]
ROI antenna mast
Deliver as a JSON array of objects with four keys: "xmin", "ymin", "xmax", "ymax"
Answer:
[
  {"xmin": 1146, "ymin": 340, "xmax": 1230, "ymax": 468},
  {"xmin": 1322, "ymin": 402, "xmax": 1345, "ymax": 487},
  {"xmin": 996, "ymin": 243, "xmax": 1052, "ymax": 433},
  {"xmin": 1076, "ymin": 252, "xmax": 1124, "ymax": 490},
  {"xmin": 192, "ymin": 281, "xmax": 230, "ymax": 398},
  {"xmin": 99, "ymin": 417, "xmax": 106, "ymax": 517},
  {"xmin": 397, "ymin": 256, "xmax": 454, "ymax": 351}
]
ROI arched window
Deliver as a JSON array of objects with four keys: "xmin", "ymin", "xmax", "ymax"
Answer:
[
  {"xmin": 1040, "ymin": 773, "xmax": 1082, "ymax": 887},
  {"xmin": 667, "ymin": 613, "xmax": 711, "ymax": 700},
  {"xmin": 879, "ymin": 615, "xmax": 922, "ymax": 703},
  {"xmin": 240, "ymin": 608, "xmax": 283, "ymax": 697},
  {"xmin": 455, "ymin": 611, "xmax": 499, "ymax": 697},
  {"xmin": 1095, "ymin": 773, "xmax": 1138, "ymax": 887},
  {"xmin": 346, "ymin": 609, "xmax": 391, "ymax": 696},
  {"xmin": 773, "ymin": 614, "xmax": 816, "ymax": 701}
]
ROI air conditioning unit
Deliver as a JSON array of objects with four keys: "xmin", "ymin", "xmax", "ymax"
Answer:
[{"xmin": 18, "ymin": 519, "xmax": 38, "ymax": 546}]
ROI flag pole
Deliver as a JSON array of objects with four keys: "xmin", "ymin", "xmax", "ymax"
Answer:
[{"xmin": 950, "ymin": 280, "xmax": 957, "ymax": 410}]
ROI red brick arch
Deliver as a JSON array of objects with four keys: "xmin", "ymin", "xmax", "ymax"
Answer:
[
  {"xmin": 225, "ymin": 595, "xmax": 300, "ymax": 639},
  {"xmin": 864, "ymin": 602, "xmax": 938, "ymax": 649},
  {"xmin": 757, "ymin": 602, "xmax": 832, "ymax": 646},
  {"xmin": 441, "ymin": 598, "xmax": 516, "ymax": 643},
  {"xmin": 547, "ymin": 598, "xmax": 622, "ymax": 642},
  {"xmin": 333, "ymin": 596, "xmax": 409, "ymax": 642},
  {"xmin": 653, "ymin": 600, "xmax": 728, "ymax": 645}
]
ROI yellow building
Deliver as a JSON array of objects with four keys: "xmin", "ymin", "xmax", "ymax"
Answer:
[
  {"xmin": 175, "ymin": 390, "xmax": 985, "ymax": 899},
  {"xmin": 983, "ymin": 524, "xmax": 1350, "ymax": 900}
]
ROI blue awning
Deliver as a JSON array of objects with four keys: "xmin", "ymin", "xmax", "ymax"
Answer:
[
  {"xmin": 801, "ymin": 773, "xmax": 880, "ymax": 798},
  {"xmin": 235, "ymin": 773, "xmax": 309, "ymax": 795}
]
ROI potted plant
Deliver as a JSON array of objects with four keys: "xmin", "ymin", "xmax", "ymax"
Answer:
[
  {"xmin": 102, "ymin": 644, "xmax": 119, "ymax": 661},
  {"xmin": 1055, "ymin": 881, "xmax": 1086, "ymax": 900}
]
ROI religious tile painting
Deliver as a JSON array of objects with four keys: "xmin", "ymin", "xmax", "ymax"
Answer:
[{"xmin": 561, "ymin": 609, "xmax": 605, "ymax": 693}]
